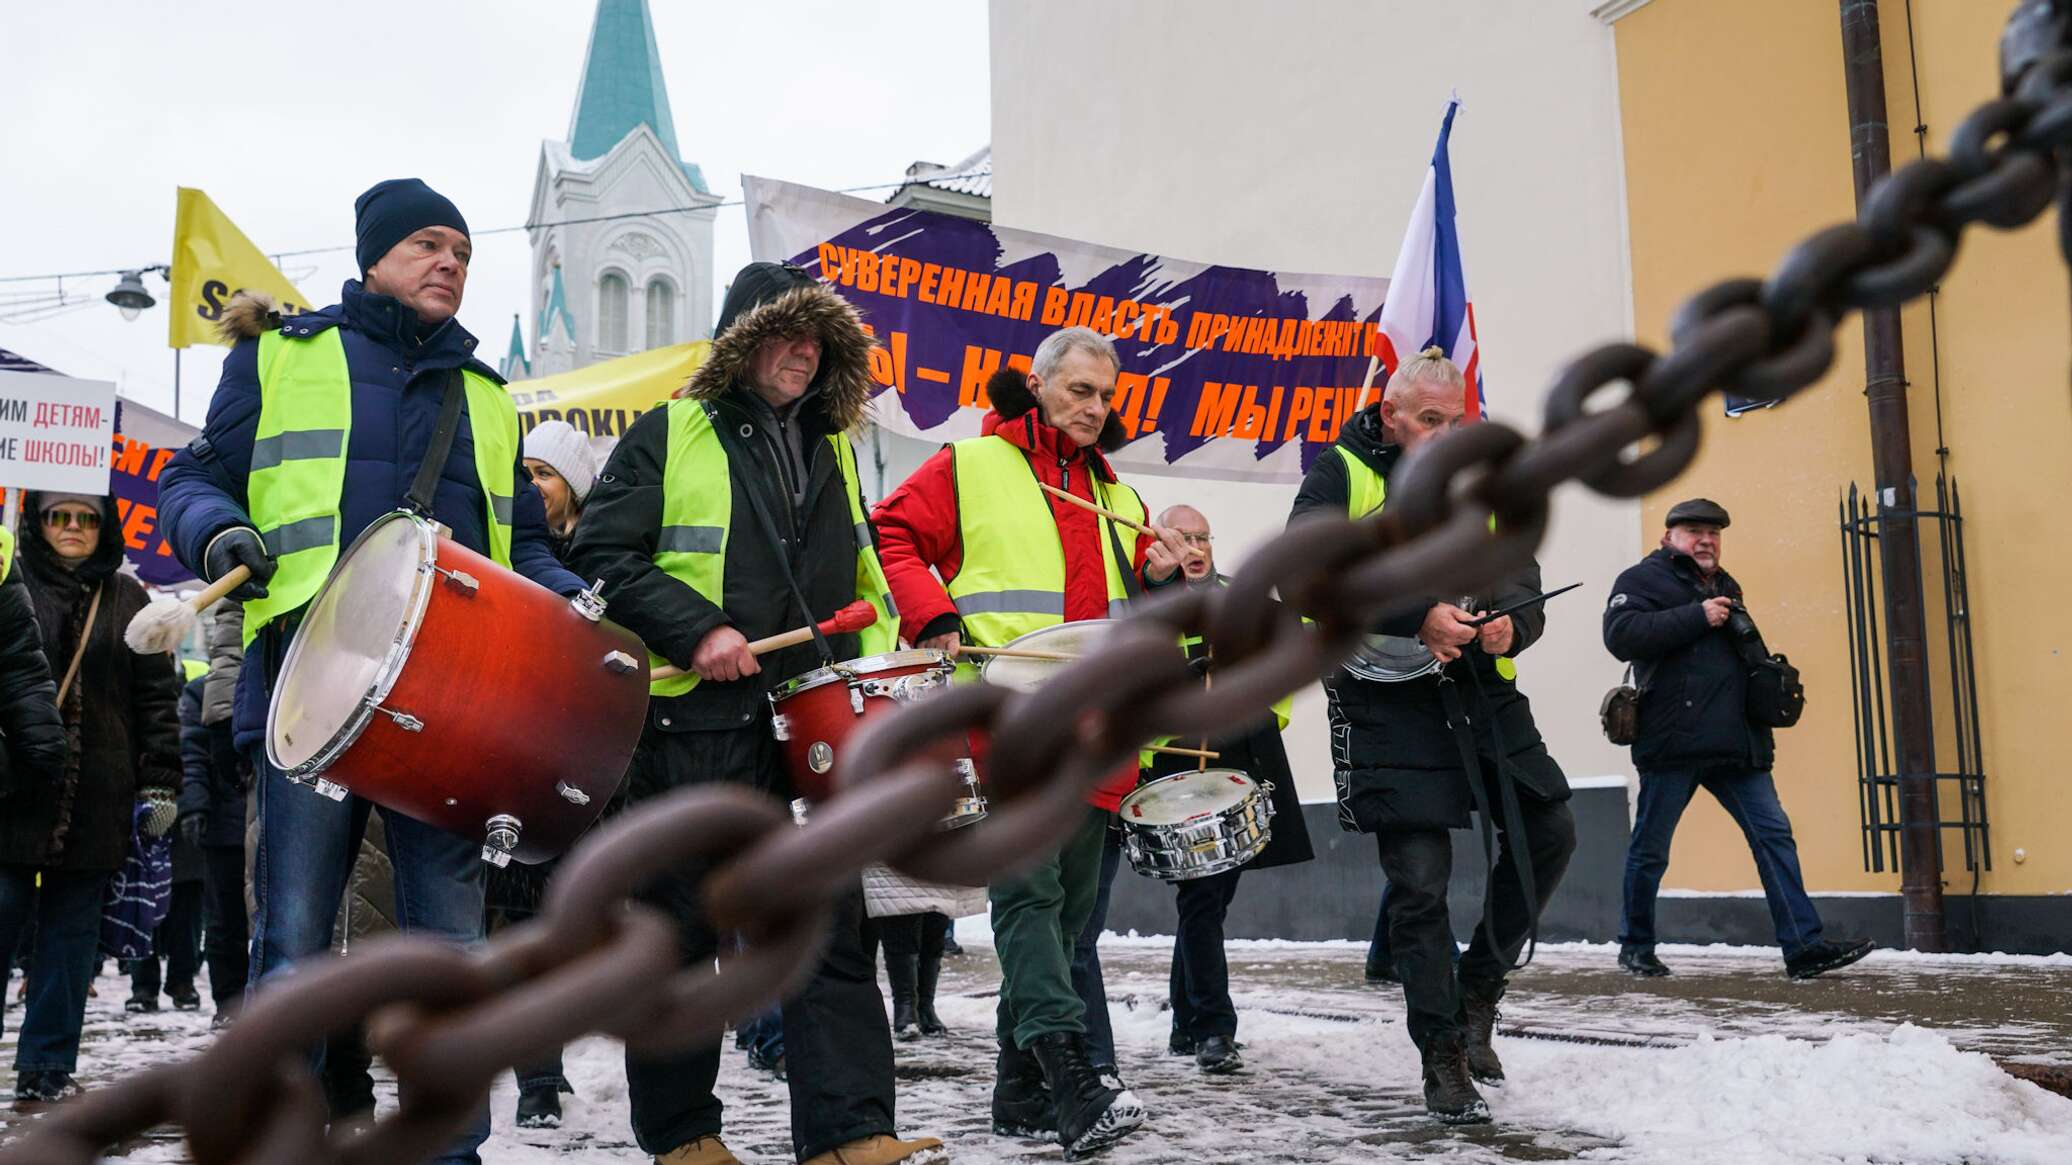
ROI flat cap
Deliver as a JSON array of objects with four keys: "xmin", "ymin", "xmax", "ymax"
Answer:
[{"xmin": 1664, "ymin": 497, "xmax": 1731, "ymax": 529}]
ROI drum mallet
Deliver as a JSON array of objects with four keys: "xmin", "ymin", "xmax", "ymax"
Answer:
[
  {"xmin": 649, "ymin": 599, "xmax": 877, "ymax": 681},
  {"xmin": 122, "ymin": 565, "xmax": 253, "ymax": 655}
]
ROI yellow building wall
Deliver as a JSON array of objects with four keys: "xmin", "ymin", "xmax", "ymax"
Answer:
[{"xmin": 1613, "ymin": 0, "xmax": 2072, "ymax": 900}]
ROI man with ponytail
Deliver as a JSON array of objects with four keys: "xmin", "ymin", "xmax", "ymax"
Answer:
[{"xmin": 1288, "ymin": 347, "xmax": 1576, "ymax": 1125}]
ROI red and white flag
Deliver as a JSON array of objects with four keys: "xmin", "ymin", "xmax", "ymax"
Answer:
[{"xmin": 1378, "ymin": 99, "xmax": 1486, "ymax": 419}]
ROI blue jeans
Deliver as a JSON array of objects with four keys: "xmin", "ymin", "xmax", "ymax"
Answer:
[
  {"xmin": 0, "ymin": 866, "xmax": 110, "ymax": 1074},
  {"xmin": 1069, "ymin": 820, "xmax": 1123, "ymax": 1072},
  {"xmin": 248, "ymin": 752, "xmax": 489, "ymax": 1162},
  {"xmin": 1621, "ymin": 766, "xmax": 1825, "ymax": 958}
]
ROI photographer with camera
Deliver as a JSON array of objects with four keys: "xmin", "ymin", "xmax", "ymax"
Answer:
[{"xmin": 1603, "ymin": 498, "xmax": 1873, "ymax": 980}]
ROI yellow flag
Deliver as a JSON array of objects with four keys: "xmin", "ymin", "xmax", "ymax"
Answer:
[
  {"xmin": 505, "ymin": 341, "xmax": 712, "ymax": 444},
  {"xmin": 167, "ymin": 188, "xmax": 313, "ymax": 349}
]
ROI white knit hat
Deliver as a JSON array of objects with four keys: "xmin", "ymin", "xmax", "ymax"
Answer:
[{"xmin": 522, "ymin": 420, "xmax": 599, "ymax": 503}]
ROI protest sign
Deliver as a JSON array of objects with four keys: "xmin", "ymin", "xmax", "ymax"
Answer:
[{"xmin": 746, "ymin": 176, "xmax": 1393, "ymax": 483}]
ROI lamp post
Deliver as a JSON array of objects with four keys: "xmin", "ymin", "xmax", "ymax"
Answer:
[{"xmin": 105, "ymin": 269, "xmax": 156, "ymax": 321}]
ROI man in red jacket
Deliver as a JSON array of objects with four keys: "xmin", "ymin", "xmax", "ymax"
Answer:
[{"xmin": 873, "ymin": 326, "xmax": 1186, "ymax": 1159}]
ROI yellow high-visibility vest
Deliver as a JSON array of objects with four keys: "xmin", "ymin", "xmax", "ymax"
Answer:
[{"xmin": 647, "ymin": 398, "xmax": 895, "ymax": 696}]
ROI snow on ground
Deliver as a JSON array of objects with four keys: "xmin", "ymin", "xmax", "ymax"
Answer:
[{"xmin": 6, "ymin": 936, "xmax": 2071, "ymax": 1163}]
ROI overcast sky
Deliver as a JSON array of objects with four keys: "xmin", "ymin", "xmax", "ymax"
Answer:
[{"xmin": 0, "ymin": 1, "xmax": 990, "ymax": 426}]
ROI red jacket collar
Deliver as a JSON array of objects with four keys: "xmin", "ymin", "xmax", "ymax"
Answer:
[{"xmin": 980, "ymin": 408, "xmax": 1117, "ymax": 482}]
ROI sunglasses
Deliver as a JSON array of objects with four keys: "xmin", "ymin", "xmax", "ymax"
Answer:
[{"xmin": 43, "ymin": 509, "xmax": 101, "ymax": 531}]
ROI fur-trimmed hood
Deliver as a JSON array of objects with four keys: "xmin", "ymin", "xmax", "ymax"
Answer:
[
  {"xmin": 983, "ymin": 367, "xmax": 1130, "ymax": 455},
  {"xmin": 676, "ymin": 282, "xmax": 877, "ymax": 431},
  {"xmin": 216, "ymin": 291, "xmax": 286, "ymax": 343}
]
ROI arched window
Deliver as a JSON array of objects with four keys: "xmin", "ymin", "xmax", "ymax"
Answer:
[
  {"xmin": 646, "ymin": 278, "xmax": 676, "ymax": 348},
  {"xmin": 597, "ymin": 272, "xmax": 629, "ymax": 353}
]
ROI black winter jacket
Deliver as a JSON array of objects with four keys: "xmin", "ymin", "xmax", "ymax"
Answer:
[
  {"xmin": 571, "ymin": 278, "xmax": 881, "ymax": 737},
  {"xmin": 1290, "ymin": 406, "xmax": 1568, "ymax": 833},
  {"xmin": 1603, "ymin": 547, "xmax": 1774, "ymax": 772},
  {"xmin": 5, "ymin": 493, "xmax": 182, "ymax": 871},
  {"xmin": 177, "ymin": 672, "xmax": 246, "ymax": 849},
  {"xmin": 0, "ymin": 555, "xmax": 66, "ymax": 800}
]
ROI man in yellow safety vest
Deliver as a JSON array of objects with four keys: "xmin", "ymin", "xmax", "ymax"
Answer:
[
  {"xmin": 1287, "ymin": 346, "xmax": 1576, "ymax": 1127},
  {"xmin": 873, "ymin": 327, "xmax": 1190, "ymax": 1159},
  {"xmin": 572, "ymin": 262, "xmax": 938, "ymax": 1165},
  {"xmin": 157, "ymin": 178, "xmax": 583, "ymax": 1162}
]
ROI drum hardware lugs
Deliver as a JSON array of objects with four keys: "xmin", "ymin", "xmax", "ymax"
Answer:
[
  {"xmin": 482, "ymin": 814, "xmax": 523, "ymax": 868},
  {"xmin": 602, "ymin": 650, "xmax": 639, "ymax": 674},
  {"xmin": 556, "ymin": 781, "xmax": 591, "ymax": 806},
  {"xmin": 373, "ymin": 702, "xmax": 425, "ymax": 733},
  {"xmin": 771, "ymin": 713, "xmax": 792, "ymax": 741},
  {"xmin": 421, "ymin": 561, "xmax": 479, "ymax": 595},
  {"xmin": 570, "ymin": 578, "xmax": 609, "ymax": 622}
]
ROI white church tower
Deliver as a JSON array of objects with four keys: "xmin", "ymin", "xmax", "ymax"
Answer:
[{"xmin": 524, "ymin": 0, "xmax": 720, "ymax": 377}]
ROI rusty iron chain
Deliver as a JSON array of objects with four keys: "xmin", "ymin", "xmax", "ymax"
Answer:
[{"xmin": 7, "ymin": 7, "xmax": 2071, "ymax": 1162}]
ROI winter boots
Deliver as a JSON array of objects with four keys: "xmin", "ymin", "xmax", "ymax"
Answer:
[
  {"xmin": 1028, "ymin": 1031, "xmax": 1147, "ymax": 1159},
  {"xmin": 1785, "ymin": 937, "xmax": 1875, "ymax": 979},
  {"xmin": 1619, "ymin": 944, "xmax": 1672, "ymax": 977},
  {"xmin": 516, "ymin": 1078, "xmax": 573, "ymax": 1128},
  {"xmin": 991, "ymin": 1039, "xmax": 1056, "ymax": 1138},
  {"xmin": 799, "ymin": 1133, "xmax": 948, "ymax": 1165},
  {"xmin": 887, "ymin": 952, "xmax": 921, "ymax": 1040},
  {"xmin": 1458, "ymin": 977, "xmax": 1506, "ymax": 1086},
  {"xmin": 1420, "ymin": 1032, "xmax": 1491, "ymax": 1124},
  {"xmin": 655, "ymin": 1136, "xmax": 741, "ymax": 1165},
  {"xmin": 1194, "ymin": 1034, "xmax": 1243, "ymax": 1075},
  {"xmin": 915, "ymin": 948, "xmax": 947, "ymax": 1036}
]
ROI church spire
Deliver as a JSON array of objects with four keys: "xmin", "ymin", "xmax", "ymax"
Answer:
[{"xmin": 567, "ymin": 0, "xmax": 705, "ymax": 191}]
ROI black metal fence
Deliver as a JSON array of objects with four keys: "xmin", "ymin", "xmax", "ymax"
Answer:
[{"xmin": 1839, "ymin": 474, "xmax": 1990, "ymax": 877}]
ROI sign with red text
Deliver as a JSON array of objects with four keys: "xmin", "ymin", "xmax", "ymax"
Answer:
[
  {"xmin": 745, "ymin": 177, "xmax": 1395, "ymax": 483},
  {"xmin": 0, "ymin": 371, "xmax": 117, "ymax": 495}
]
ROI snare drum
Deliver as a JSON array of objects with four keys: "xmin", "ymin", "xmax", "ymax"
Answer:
[
  {"xmin": 770, "ymin": 650, "xmax": 983, "ymax": 828},
  {"xmin": 267, "ymin": 511, "xmax": 649, "ymax": 865},
  {"xmin": 976, "ymin": 620, "xmax": 1112, "ymax": 692},
  {"xmin": 1116, "ymin": 768, "xmax": 1276, "ymax": 881}
]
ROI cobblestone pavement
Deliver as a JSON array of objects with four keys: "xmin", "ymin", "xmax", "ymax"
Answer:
[{"xmin": 5, "ymin": 937, "xmax": 2069, "ymax": 1162}]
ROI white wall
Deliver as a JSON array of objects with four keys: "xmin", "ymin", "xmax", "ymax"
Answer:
[{"xmin": 988, "ymin": 0, "xmax": 1639, "ymax": 800}]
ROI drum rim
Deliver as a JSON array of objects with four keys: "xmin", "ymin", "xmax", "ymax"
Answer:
[
  {"xmin": 264, "ymin": 511, "xmax": 438, "ymax": 776},
  {"xmin": 1341, "ymin": 632, "xmax": 1443, "ymax": 683},
  {"xmin": 1119, "ymin": 767, "xmax": 1258, "ymax": 825},
  {"xmin": 769, "ymin": 648, "xmax": 953, "ymax": 700},
  {"xmin": 977, "ymin": 618, "xmax": 1110, "ymax": 687}
]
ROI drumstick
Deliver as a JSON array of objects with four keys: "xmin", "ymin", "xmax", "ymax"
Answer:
[
  {"xmin": 1037, "ymin": 483, "xmax": 1156, "ymax": 536},
  {"xmin": 648, "ymin": 600, "xmax": 876, "ymax": 682},
  {"xmin": 1147, "ymin": 743, "xmax": 1220, "ymax": 761},
  {"xmin": 122, "ymin": 565, "xmax": 253, "ymax": 654},
  {"xmin": 954, "ymin": 644, "xmax": 1081, "ymax": 663}
]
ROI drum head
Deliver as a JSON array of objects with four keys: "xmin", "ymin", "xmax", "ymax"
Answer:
[
  {"xmin": 773, "ymin": 649, "xmax": 952, "ymax": 700},
  {"xmin": 1120, "ymin": 769, "xmax": 1256, "ymax": 826},
  {"xmin": 1343, "ymin": 632, "xmax": 1441, "ymax": 683},
  {"xmin": 268, "ymin": 513, "xmax": 435, "ymax": 772},
  {"xmin": 980, "ymin": 620, "xmax": 1111, "ymax": 693}
]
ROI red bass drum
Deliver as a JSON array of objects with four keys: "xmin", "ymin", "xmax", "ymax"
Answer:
[{"xmin": 267, "ymin": 511, "xmax": 649, "ymax": 864}]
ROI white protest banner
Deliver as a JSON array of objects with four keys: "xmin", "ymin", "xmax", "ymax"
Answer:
[{"xmin": 0, "ymin": 371, "xmax": 118, "ymax": 495}]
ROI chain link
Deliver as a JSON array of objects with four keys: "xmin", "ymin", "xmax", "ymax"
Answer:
[{"xmin": 6, "ymin": 9, "xmax": 2070, "ymax": 1161}]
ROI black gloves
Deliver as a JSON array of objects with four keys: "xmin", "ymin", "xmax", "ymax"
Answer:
[
  {"xmin": 204, "ymin": 526, "xmax": 277, "ymax": 600},
  {"xmin": 179, "ymin": 813, "xmax": 206, "ymax": 849}
]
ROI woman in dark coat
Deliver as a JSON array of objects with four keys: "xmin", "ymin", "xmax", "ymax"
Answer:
[{"xmin": 0, "ymin": 491, "xmax": 181, "ymax": 1103}]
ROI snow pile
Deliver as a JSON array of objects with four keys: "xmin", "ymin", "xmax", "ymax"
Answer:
[{"xmin": 1498, "ymin": 1023, "xmax": 2072, "ymax": 1164}]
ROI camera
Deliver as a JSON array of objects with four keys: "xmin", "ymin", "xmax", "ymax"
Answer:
[{"xmin": 1725, "ymin": 599, "xmax": 1762, "ymax": 649}]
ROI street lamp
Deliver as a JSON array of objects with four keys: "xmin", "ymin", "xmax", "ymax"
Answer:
[{"xmin": 106, "ymin": 269, "xmax": 155, "ymax": 321}]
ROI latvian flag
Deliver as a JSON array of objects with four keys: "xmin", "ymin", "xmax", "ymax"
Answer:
[{"xmin": 1378, "ymin": 99, "xmax": 1486, "ymax": 419}]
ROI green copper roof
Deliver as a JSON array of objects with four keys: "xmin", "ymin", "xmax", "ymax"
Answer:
[
  {"xmin": 539, "ymin": 266, "xmax": 577, "ymax": 347},
  {"xmin": 567, "ymin": 0, "xmax": 708, "ymax": 193},
  {"xmin": 501, "ymin": 313, "xmax": 532, "ymax": 380}
]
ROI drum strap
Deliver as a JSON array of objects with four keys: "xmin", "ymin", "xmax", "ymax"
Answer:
[
  {"xmin": 1434, "ymin": 665, "xmax": 1540, "ymax": 970},
  {"xmin": 730, "ymin": 423, "xmax": 836, "ymax": 666},
  {"xmin": 1101, "ymin": 510, "xmax": 1146, "ymax": 603},
  {"xmin": 404, "ymin": 372, "xmax": 467, "ymax": 518}
]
